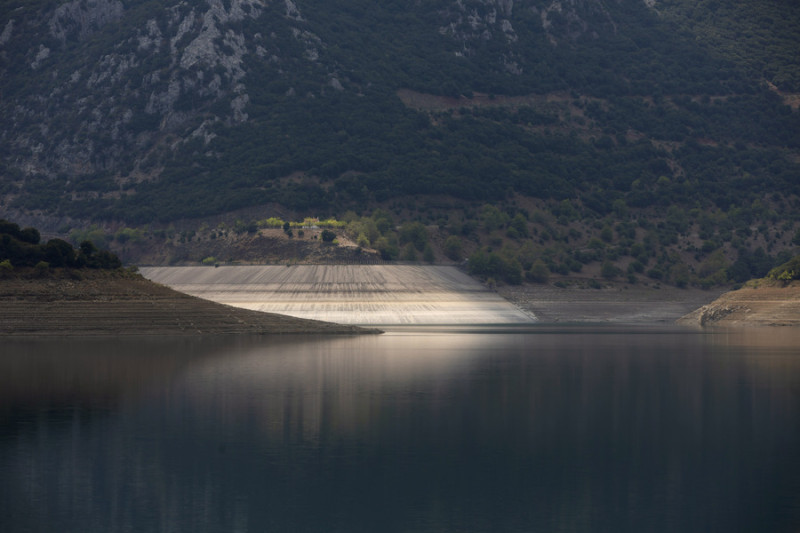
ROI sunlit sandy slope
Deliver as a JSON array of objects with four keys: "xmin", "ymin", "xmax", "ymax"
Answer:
[{"xmin": 141, "ymin": 265, "xmax": 535, "ymax": 326}]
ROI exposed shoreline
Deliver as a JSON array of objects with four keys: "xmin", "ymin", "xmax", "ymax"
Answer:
[
  {"xmin": 140, "ymin": 265, "xmax": 535, "ymax": 326},
  {"xmin": 7, "ymin": 268, "xmax": 792, "ymax": 335},
  {"xmin": 676, "ymin": 280, "xmax": 800, "ymax": 327},
  {"xmin": 497, "ymin": 281, "xmax": 727, "ymax": 325},
  {"xmin": 0, "ymin": 270, "xmax": 379, "ymax": 336}
]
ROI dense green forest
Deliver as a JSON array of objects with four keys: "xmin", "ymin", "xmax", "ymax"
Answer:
[{"xmin": 0, "ymin": 0, "xmax": 798, "ymax": 286}]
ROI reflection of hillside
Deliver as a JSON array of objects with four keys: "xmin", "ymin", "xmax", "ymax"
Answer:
[
  {"xmin": 0, "ymin": 336, "xmax": 349, "ymax": 420},
  {"xmin": 168, "ymin": 332, "xmax": 800, "ymax": 447},
  {"xmin": 2, "ymin": 332, "xmax": 799, "ymax": 532},
  {"xmin": 0, "ymin": 338, "xmax": 194, "ymax": 414},
  {"xmin": 163, "ymin": 333, "xmax": 482, "ymax": 441}
]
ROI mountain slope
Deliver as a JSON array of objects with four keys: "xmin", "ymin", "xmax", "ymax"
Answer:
[{"xmin": 1, "ymin": 0, "xmax": 799, "ymax": 288}]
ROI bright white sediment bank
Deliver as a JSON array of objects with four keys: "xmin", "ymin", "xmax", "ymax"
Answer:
[{"xmin": 140, "ymin": 265, "xmax": 535, "ymax": 326}]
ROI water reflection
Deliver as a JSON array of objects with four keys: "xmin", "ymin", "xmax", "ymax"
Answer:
[{"xmin": 1, "ymin": 330, "xmax": 799, "ymax": 532}]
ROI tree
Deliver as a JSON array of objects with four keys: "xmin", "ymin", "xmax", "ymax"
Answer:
[
  {"xmin": 34, "ymin": 261, "xmax": 50, "ymax": 276},
  {"xmin": 480, "ymin": 205, "xmax": 508, "ymax": 232},
  {"xmin": 601, "ymin": 260, "xmax": 621, "ymax": 279},
  {"xmin": 374, "ymin": 236, "xmax": 398, "ymax": 260},
  {"xmin": 19, "ymin": 227, "xmax": 41, "ymax": 245},
  {"xmin": 80, "ymin": 240, "xmax": 98, "ymax": 257},
  {"xmin": 669, "ymin": 263, "xmax": 690, "ymax": 288},
  {"xmin": 400, "ymin": 243, "xmax": 418, "ymax": 261},
  {"xmin": 443, "ymin": 236, "xmax": 463, "ymax": 261},
  {"xmin": 0, "ymin": 220, "xmax": 22, "ymax": 239},
  {"xmin": 45, "ymin": 239, "xmax": 75, "ymax": 267},
  {"xmin": 469, "ymin": 248, "xmax": 522, "ymax": 284},
  {"xmin": 509, "ymin": 213, "xmax": 529, "ymax": 238},
  {"xmin": 423, "ymin": 243, "xmax": 435, "ymax": 263},
  {"xmin": 398, "ymin": 221, "xmax": 428, "ymax": 251},
  {"xmin": 527, "ymin": 260, "xmax": 550, "ymax": 284},
  {"xmin": 767, "ymin": 255, "xmax": 800, "ymax": 282},
  {"xmin": 321, "ymin": 229, "xmax": 336, "ymax": 242}
]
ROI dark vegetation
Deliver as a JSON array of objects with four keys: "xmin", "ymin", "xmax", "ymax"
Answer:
[
  {"xmin": 0, "ymin": 219, "xmax": 122, "ymax": 273},
  {"xmin": 1, "ymin": 0, "xmax": 799, "ymax": 288}
]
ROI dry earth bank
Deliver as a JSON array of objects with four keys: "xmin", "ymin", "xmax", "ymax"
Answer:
[
  {"xmin": 676, "ymin": 280, "xmax": 800, "ymax": 327},
  {"xmin": 0, "ymin": 269, "xmax": 378, "ymax": 336}
]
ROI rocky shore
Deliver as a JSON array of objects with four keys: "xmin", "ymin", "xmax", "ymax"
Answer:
[
  {"xmin": 0, "ymin": 270, "xmax": 378, "ymax": 336},
  {"xmin": 676, "ymin": 280, "xmax": 800, "ymax": 327}
]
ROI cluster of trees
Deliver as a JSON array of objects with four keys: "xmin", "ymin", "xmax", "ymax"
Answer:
[
  {"xmin": 767, "ymin": 256, "xmax": 800, "ymax": 283},
  {"xmin": 339, "ymin": 211, "xmax": 435, "ymax": 262},
  {"xmin": 659, "ymin": 0, "xmax": 800, "ymax": 92},
  {"xmin": 0, "ymin": 219, "xmax": 122, "ymax": 272},
  {"xmin": 437, "ymin": 197, "xmax": 800, "ymax": 288},
  {"xmin": 43, "ymin": 188, "xmax": 798, "ymax": 289}
]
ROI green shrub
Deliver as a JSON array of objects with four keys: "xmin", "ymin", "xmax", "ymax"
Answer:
[
  {"xmin": 423, "ymin": 243, "xmax": 435, "ymax": 263},
  {"xmin": 526, "ymin": 260, "xmax": 550, "ymax": 284},
  {"xmin": 767, "ymin": 256, "xmax": 800, "ymax": 282},
  {"xmin": 34, "ymin": 261, "xmax": 49, "ymax": 276},
  {"xmin": 443, "ymin": 236, "xmax": 463, "ymax": 261},
  {"xmin": 401, "ymin": 243, "xmax": 418, "ymax": 261},
  {"xmin": 601, "ymin": 261, "xmax": 621, "ymax": 279}
]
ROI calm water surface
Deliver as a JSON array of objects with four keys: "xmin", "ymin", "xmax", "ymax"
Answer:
[{"xmin": 1, "ymin": 328, "xmax": 799, "ymax": 532}]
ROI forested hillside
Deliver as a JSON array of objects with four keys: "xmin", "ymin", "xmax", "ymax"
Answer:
[{"xmin": 1, "ymin": 0, "xmax": 798, "ymax": 287}]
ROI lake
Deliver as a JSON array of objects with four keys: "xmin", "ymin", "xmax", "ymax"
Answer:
[{"xmin": 1, "ymin": 327, "xmax": 799, "ymax": 532}]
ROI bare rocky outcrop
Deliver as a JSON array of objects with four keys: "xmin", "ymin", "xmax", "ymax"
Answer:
[
  {"xmin": 677, "ymin": 281, "xmax": 800, "ymax": 328},
  {"xmin": 49, "ymin": 0, "xmax": 125, "ymax": 43},
  {"xmin": 0, "ymin": 0, "xmax": 309, "ymax": 184}
]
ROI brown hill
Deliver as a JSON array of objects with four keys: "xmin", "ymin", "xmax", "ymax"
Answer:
[
  {"xmin": 0, "ymin": 269, "xmax": 377, "ymax": 336},
  {"xmin": 676, "ymin": 281, "xmax": 800, "ymax": 327}
]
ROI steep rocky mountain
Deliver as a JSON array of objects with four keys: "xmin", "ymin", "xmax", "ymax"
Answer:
[{"xmin": 1, "ymin": 0, "xmax": 799, "ymax": 286}]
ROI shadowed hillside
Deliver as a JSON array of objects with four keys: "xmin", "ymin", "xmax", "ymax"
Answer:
[{"xmin": 1, "ymin": 1, "xmax": 798, "ymax": 289}]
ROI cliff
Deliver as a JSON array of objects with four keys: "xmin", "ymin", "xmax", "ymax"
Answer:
[{"xmin": 676, "ymin": 281, "xmax": 800, "ymax": 328}]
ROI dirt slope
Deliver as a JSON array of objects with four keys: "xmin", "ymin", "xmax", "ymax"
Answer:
[
  {"xmin": 676, "ymin": 281, "xmax": 800, "ymax": 327},
  {"xmin": 0, "ymin": 270, "xmax": 377, "ymax": 336}
]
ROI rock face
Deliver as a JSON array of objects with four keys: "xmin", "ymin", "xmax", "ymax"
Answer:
[
  {"xmin": 2, "ymin": 0, "xmax": 273, "ymax": 185},
  {"xmin": 677, "ymin": 281, "xmax": 800, "ymax": 327}
]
